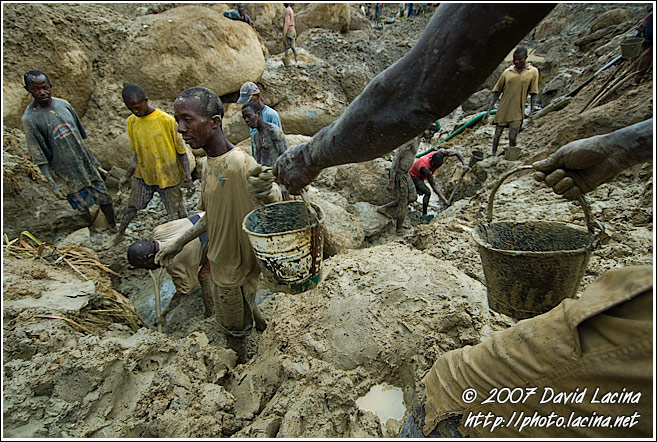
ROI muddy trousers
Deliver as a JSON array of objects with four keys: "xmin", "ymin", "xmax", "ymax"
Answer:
[{"xmin": 212, "ymin": 275, "xmax": 267, "ymax": 339}]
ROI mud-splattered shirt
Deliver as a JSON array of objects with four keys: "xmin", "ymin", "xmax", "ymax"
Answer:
[
  {"xmin": 253, "ymin": 123, "xmax": 288, "ymax": 167},
  {"xmin": 197, "ymin": 148, "xmax": 261, "ymax": 287},
  {"xmin": 21, "ymin": 97, "xmax": 102, "ymax": 195},
  {"xmin": 127, "ymin": 109, "xmax": 187, "ymax": 189}
]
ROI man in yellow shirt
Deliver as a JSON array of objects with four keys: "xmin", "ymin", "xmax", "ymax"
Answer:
[
  {"xmin": 484, "ymin": 47, "xmax": 539, "ymax": 156},
  {"xmin": 113, "ymin": 83, "xmax": 194, "ymax": 245}
]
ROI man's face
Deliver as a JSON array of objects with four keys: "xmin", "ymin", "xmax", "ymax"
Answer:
[
  {"xmin": 242, "ymin": 107, "xmax": 260, "ymax": 129},
  {"xmin": 124, "ymin": 96, "xmax": 150, "ymax": 117},
  {"xmin": 174, "ymin": 97, "xmax": 215, "ymax": 149},
  {"xmin": 513, "ymin": 54, "xmax": 527, "ymax": 70},
  {"xmin": 27, "ymin": 75, "xmax": 52, "ymax": 107}
]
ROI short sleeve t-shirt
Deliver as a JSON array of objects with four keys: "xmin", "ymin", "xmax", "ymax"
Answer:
[
  {"xmin": 21, "ymin": 97, "xmax": 102, "ymax": 195},
  {"xmin": 492, "ymin": 64, "xmax": 539, "ymax": 124},
  {"xmin": 153, "ymin": 213, "xmax": 207, "ymax": 294},
  {"xmin": 254, "ymin": 123, "xmax": 288, "ymax": 167},
  {"xmin": 197, "ymin": 148, "xmax": 261, "ymax": 287},
  {"xmin": 127, "ymin": 109, "xmax": 187, "ymax": 189},
  {"xmin": 250, "ymin": 105, "xmax": 282, "ymax": 157}
]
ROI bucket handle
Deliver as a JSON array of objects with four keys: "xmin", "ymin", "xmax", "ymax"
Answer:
[{"xmin": 486, "ymin": 165, "xmax": 606, "ymax": 248}]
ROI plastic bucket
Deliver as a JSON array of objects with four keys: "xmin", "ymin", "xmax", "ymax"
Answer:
[
  {"xmin": 472, "ymin": 166, "xmax": 605, "ymax": 319},
  {"xmin": 243, "ymin": 200, "xmax": 324, "ymax": 294},
  {"xmin": 620, "ymin": 37, "xmax": 643, "ymax": 59}
]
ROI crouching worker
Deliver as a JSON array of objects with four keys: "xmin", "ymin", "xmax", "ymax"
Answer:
[
  {"xmin": 156, "ymin": 87, "xmax": 282, "ymax": 363},
  {"xmin": 127, "ymin": 212, "xmax": 214, "ymax": 325}
]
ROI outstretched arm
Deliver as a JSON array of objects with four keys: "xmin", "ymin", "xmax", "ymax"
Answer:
[
  {"xmin": 533, "ymin": 119, "xmax": 652, "ymax": 200},
  {"xmin": 422, "ymin": 167, "xmax": 449, "ymax": 205},
  {"xmin": 443, "ymin": 149, "xmax": 468, "ymax": 171},
  {"xmin": 155, "ymin": 215, "xmax": 206, "ymax": 267},
  {"xmin": 274, "ymin": 3, "xmax": 555, "ymax": 194}
]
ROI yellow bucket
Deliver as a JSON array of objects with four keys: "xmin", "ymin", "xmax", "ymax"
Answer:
[{"xmin": 243, "ymin": 200, "xmax": 324, "ymax": 293}]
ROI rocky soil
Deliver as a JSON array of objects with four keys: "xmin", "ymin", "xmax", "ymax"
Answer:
[{"xmin": 2, "ymin": 3, "xmax": 653, "ymax": 438}]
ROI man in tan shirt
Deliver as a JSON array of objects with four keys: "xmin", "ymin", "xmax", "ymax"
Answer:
[
  {"xmin": 484, "ymin": 46, "xmax": 539, "ymax": 156},
  {"xmin": 156, "ymin": 87, "xmax": 281, "ymax": 362}
]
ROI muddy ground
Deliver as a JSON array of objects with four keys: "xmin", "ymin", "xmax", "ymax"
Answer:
[{"xmin": 2, "ymin": 3, "xmax": 654, "ymax": 438}]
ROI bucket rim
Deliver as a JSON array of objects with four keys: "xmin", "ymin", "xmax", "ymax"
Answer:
[
  {"xmin": 242, "ymin": 200, "xmax": 324, "ymax": 238},
  {"xmin": 472, "ymin": 221, "xmax": 595, "ymax": 256}
]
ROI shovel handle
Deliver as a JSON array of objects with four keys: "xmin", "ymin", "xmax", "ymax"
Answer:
[{"xmin": 486, "ymin": 165, "xmax": 604, "ymax": 240}]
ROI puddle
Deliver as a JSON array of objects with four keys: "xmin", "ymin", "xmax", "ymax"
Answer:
[
  {"xmin": 356, "ymin": 382, "xmax": 407, "ymax": 436},
  {"xmin": 132, "ymin": 271, "xmax": 176, "ymax": 327}
]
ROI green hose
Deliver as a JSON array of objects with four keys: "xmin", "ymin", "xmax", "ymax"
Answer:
[{"xmin": 416, "ymin": 110, "xmax": 496, "ymax": 157}]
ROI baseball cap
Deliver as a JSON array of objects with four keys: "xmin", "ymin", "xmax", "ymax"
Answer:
[
  {"xmin": 237, "ymin": 81, "xmax": 260, "ymax": 104},
  {"xmin": 429, "ymin": 120, "xmax": 441, "ymax": 131}
]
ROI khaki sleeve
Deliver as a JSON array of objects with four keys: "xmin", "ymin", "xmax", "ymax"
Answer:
[
  {"xmin": 529, "ymin": 67, "xmax": 539, "ymax": 95},
  {"xmin": 492, "ymin": 70, "xmax": 506, "ymax": 93}
]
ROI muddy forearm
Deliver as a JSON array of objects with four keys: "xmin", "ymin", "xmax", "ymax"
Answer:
[
  {"xmin": 38, "ymin": 164, "xmax": 56, "ymax": 186},
  {"xmin": 487, "ymin": 91, "xmax": 501, "ymax": 114},
  {"xmin": 605, "ymin": 119, "xmax": 653, "ymax": 170},
  {"xmin": 178, "ymin": 153, "xmax": 192, "ymax": 181},
  {"xmin": 275, "ymin": 4, "xmax": 554, "ymax": 192}
]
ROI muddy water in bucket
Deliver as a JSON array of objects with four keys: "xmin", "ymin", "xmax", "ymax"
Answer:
[
  {"xmin": 472, "ymin": 166, "xmax": 604, "ymax": 320},
  {"xmin": 243, "ymin": 200, "xmax": 324, "ymax": 294}
]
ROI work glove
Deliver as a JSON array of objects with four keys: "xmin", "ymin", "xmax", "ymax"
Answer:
[{"xmin": 247, "ymin": 165, "xmax": 278, "ymax": 206}]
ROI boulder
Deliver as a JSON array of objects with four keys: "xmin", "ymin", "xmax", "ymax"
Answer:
[
  {"xmin": 223, "ymin": 103, "xmax": 251, "ymax": 145},
  {"xmin": 2, "ymin": 4, "xmax": 94, "ymax": 128},
  {"xmin": 308, "ymin": 198, "xmax": 364, "ymax": 257},
  {"xmin": 462, "ymin": 88, "xmax": 491, "ymax": 113},
  {"xmin": 295, "ymin": 3, "xmax": 351, "ymax": 34},
  {"xmin": 590, "ymin": 8, "xmax": 631, "ymax": 33},
  {"xmin": 278, "ymin": 105, "xmax": 344, "ymax": 137},
  {"xmin": 351, "ymin": 202, "xmax": 392, "ymax": 238},
  {"xmin": 115, "ymin": 5, "xmax": 265, "ymax": 101},
  {"xmin": 333, "ymin": 158, "xmax": 392, "ymax": 206}
]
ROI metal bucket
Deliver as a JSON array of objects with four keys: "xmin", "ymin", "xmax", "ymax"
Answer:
[
  {"xmin": 472, "ymin": 166, "xmax": 605, "ymax": 319},
  {"xmin": 243, "ymin": 200, "xmax": 324, "ymax": 294},
  {"xmin": 621, "ymin": 37, "xmax": 643, "ymax": 59},
  {"xmin": 469, "ymin": 151, "xmax": 484, "ymax": 167}
]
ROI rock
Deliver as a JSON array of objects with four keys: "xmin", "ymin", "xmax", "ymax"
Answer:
[
  {"xmin": 590, "ymin": 8, "xmax": 631, "ymax": 33},
  {"xmin": 278, "ymin": 105, "xmax": 344, "ymax": 137},
  {"xmin": 223, "ymin": 103, "xmax": 251, "ymax": 145},
  {"xmin": 309, "ymin": 198, "xmax": 364, "ymax": 256},
  {"xmin": 116, "ymin": 5, "xmax": 265, "ymax": 101},
  {"xmin": 296, "ymin": 3, "xmax": 351, "ymax": 35},
  {"xmin": 3, "ymin": 4, "xmax": 95, "ymax": 128},
  {"xmin": 462, "ymin": 88, "xmax": 491, "ymax": 113},
  {"xmin": 351, "ymin": 202, "xmax": 392, "ymax": 238},
  {"xmin": 57, "ymin": 227, "xmax": 92, "ymax": 248},
  {"xmin": 333, "ymin": 158, "xmax": 392, "ymax": 206}
]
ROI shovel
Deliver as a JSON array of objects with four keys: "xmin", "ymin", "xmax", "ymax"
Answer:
[{"xmin": 448, "ymin": 151, "xmax": 483, "ymax": 204}]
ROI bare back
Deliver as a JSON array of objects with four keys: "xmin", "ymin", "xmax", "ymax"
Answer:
[
  {"xmin": 394, "ymin": 137, "xmax": 420, "ymax": 173},
  {"xmin": 284, "ymin": 6, "xmax": 295, "ymax": 33}
]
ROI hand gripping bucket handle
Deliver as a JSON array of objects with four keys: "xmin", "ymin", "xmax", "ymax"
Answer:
[
  {"xmin": 486, "ymin": 165, "xmax": 605, "ymax": 243},
  {"xmin": 474, "ymin": 165, "xmax": 606, "ymax": 319}
]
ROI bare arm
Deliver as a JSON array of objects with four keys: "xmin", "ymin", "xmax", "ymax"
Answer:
[
  {"xmin": 38, "ymin": 164, "xmax": 65, "ymax": 199},
  {"xmin": 273, "ymin": 3, "xmax": 555, "ymax": 194},
  {"xmin": 528, "ymin": 93, "xmax": 537, "ymax": 117},
  {"xmin": 486, "ymin": 91, "xmax": 501, "ymax": 119},
  {"xmin": 155, "ymin": 215, "xmax": 206, "ymax": 267},
  {"xmin": 121, "ymin": 153, "xmax": 138, "ymax": 186},
  {"xmin": 178, "ymin": 153, "xmax": 194, "ymax": 189},
  {"xmin": 443, "ymin": 149, "xmax": 467, "ymax": 170},
  {"xmin": 533, "ymin": 119, "xmax": 653, "ymax": 200},
  {"xmin": 422, "ymin": 167, "xmax": 449, "ymax": 205}
]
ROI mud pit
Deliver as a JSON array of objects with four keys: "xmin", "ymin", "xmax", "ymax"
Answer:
[{"xmin": 2, "ymin": 3, "xmax": 653, "ymax": 438}]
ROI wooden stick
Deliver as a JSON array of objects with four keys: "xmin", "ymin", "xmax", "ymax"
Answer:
[{"xmin": 149, "ymin": 268, "xmax": 164, "ymax": 333}]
